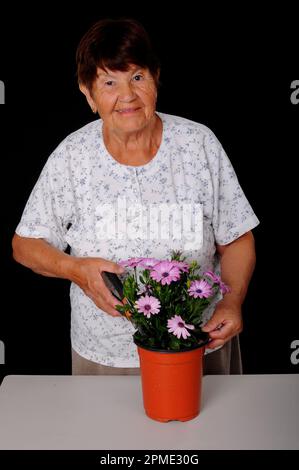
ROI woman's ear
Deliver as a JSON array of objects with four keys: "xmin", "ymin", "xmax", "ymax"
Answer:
[{"xmin": 79, "ymin": 83, "xmax": 97, "ymax": 113}]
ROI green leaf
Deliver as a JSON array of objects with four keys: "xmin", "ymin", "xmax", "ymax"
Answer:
[{"xmin": 168, "ymin": 335, "xmax": 181, "ymax": 350}]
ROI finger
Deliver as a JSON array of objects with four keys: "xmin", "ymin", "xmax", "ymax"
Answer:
[
  {"xmin": 92, "ymin": 288, "xmax": 123, "ymax": 316},
  {"xmin": 99, "ymin": 259, "xmax": 125, "ymax": 275},
  {"xmin": 207, "ymin": 338, "xmax": 225, "ymax": 349},
  {"xmin": 97, "ymin": 299, "xmax": 123, "ymax": 317},
  {"xmin": 208, "ymin": 322, "xmax": 233, "ymax": 339},
  {"xmin": 105, "ymin": 295, "xmax": 124, "ymax": 314},
  {"xmin": 202, "ymin": 314, "xmax": 225, "ymax": 333},
  {"xmin": 97, "ymin": 276, "xmax": 121, "ymax": 306}
]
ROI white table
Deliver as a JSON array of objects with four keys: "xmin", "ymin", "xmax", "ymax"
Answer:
[{"xmin": 0, "ymin": 374, "xmax": 298, "ymax": 450}]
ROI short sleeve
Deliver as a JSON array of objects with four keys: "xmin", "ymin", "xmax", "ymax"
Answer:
[
  {"xmin": 15, "ymin": 147, "xmax": 75, "ymax": 251},
  {"xmin": 204, "ymin": 130, "xmax": 260, "ymax": 245}
]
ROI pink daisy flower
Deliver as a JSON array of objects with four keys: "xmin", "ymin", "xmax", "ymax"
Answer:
[
  {"xmin": 188, "ymin": 279, "xmax": 213, "ymax": 298},
  {"xmin": 137, "ymin": 284, "xmax": 152, "ymax": 296},
  {"xmin": 204, "ymin": 271, "xmax": 230, "ymax": 294},
  {"xmin": 204, "ymin": 270, "xmax": 221, "ymax": 283},
  {"xmin": 150, "ymin": 261, "xmax": 181, "ymax": 285},
  {"xmin": 119, "ymin": 257, "xmax": 144, "ymax": 268},
  {"xmin": 167, "ymin": 315, "xmax": 195, "ymax": 339},
  {"xmin": 134, "ymin": 295, "xmax": 161, "ymax": 318},
  {"xmin": 137, "ymin": 257, "xmax": 160, "ymax": 269},
  {"xmin": 219, "ymin": 281, "xmax": 231, "ymax": 294},
  {"xmin": 170, "ymin": 260, "xmax": 190, "ymax": 273}
]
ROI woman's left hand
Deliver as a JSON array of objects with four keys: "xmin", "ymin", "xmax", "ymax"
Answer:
[{"xmin": 201, "ymin": 296, "xmax": 243, "ymax": 349}]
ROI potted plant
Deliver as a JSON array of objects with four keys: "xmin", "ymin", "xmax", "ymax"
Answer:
[{"xmin": 116, "ymin": 251, "xmax": 229, "ymax": 422}]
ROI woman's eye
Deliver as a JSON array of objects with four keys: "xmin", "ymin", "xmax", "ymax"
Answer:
[
  {"xmin": 105, "ymin": 80, "xmax": 115, "ymax": 86},
  {"xmin": 133, "ymin": 74, "xmax": 143, "ymax": 81}
]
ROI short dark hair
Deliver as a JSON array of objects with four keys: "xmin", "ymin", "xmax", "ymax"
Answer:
[{"xmin": 76, "ymin": 18, "xmax": 160, "ymax": 91}]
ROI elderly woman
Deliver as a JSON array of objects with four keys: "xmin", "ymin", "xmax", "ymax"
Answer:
[{"xmin": 12, "ymin": 18, "xmax": 259, "ymax": 375}]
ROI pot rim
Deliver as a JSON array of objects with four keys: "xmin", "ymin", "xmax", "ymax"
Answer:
[{"xmin": 133, "ymin": 333, "xmax": 210, "ymax": 353}]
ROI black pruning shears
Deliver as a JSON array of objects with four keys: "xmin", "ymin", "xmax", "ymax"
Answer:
[
  {"xmin": 101, "ymin": 271, "xmax": 144, "ymax": 333},
  {"xmin": 101, "ymin": 271, "xmax": 124, "ymax": 303},
  {"xmin": 101, "ymin": 271, "xmax": 141, "ymax": 330}
]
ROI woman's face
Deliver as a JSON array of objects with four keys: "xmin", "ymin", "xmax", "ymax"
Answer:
[{"xmin": 82, "ymin": 64, "xmax": 158, "ymax": 134}]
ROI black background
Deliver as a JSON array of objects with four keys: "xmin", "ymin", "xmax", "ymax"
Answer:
[{"xmin": 0, "ymin": 4, "xmax": 298, "ymax": 383}]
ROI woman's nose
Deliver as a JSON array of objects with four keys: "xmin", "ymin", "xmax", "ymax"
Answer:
[{"xmin": 118, "ymin": 81, "xmax": 136, "ymax": 101}]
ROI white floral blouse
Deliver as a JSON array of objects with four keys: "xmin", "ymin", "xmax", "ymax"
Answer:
[{"xmin": 15, "ymin": 112, "xmax": 260, "ymax": 367}]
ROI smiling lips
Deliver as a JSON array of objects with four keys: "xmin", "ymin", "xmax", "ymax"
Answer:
[{"xmin": 116, "ymin": 107, "xmax": 141, "ymax": 114}]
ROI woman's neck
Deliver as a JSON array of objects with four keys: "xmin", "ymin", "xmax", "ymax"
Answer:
[{"xmin": 103, "ymin": 114, "xmax": 162, "ymax": 165}]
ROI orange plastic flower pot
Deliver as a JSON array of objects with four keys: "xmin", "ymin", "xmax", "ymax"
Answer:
[{"xmin": 136, "ymin": 343, "xmax": 206, "ymax": 422}]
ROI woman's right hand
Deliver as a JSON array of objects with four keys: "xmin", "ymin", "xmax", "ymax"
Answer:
[{"xmin": 69, "ymin": 257, "xmax": 125, "ymax": 317}]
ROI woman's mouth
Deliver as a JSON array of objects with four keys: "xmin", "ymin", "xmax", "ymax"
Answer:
[{"xmin": 116, "ymin": 107, "xmax": 140, "ymax": 115}]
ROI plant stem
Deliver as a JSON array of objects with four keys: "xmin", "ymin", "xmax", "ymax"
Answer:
[{"xmin": 134, "ymin": 266, "xmax": 138, "ymax": 286}]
